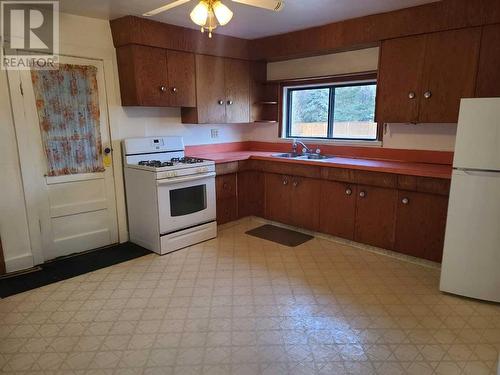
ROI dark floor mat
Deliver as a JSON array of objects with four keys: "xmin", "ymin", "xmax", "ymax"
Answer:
[
  {"xmin": 246, "ymin": 224, "xmax": 313, "ymax": 247},
  {"xmin": 0, "ymin": 242, "xmax": 151, "ymax": 298}
]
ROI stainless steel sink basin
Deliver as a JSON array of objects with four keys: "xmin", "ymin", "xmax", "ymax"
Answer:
[
  {"xmin": 302, "ymin": 154, "xmax": 331, "ymax": 160},
  {"xmin": 272, "ymin": 152, "xmax": 301, "ymax": 158}
]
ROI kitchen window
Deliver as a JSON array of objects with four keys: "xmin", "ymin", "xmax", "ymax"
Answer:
[{"xmin": 283, "ymin": 78, "xmax": 378, "ymax": 142}]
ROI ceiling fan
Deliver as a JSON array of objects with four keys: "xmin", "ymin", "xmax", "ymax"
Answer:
[{"xmin": 143, "ymin": 0, "xmax": 284, "ymax": 38}]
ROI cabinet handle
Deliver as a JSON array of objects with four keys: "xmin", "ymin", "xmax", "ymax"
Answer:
[
  {"xmin": 282, "ymin": 178, "xmax": 288, "ymax": 185},
  {"xmin": 359, "ymin": 191, "xmax": 366, "ymax": 198},
  {"xmin": 171, "ymin": 87, "xmax": 178, "ymax": 93},
  {"xmin": 423, "ymin": 91, "xmax": 432, "ymax": 99},
  {"xmin": 408, "ymin": 91, "xmax": 416, "ymax": 99},
  {"xmin": 345, "ymin": 188, "xmax": 352, "ymax": 196},
  {"xmin": 292, "ymin": 180, "xmax": 299, "ymax": 187},
  {"xmin": 159, "ymin": 85, "xmax": 167, "ymax": 92},
  {"xmin": 218, "ymin": 100, "xmax": 225, "ymax": 105},
  {"xmin": 401, "ymin": 197, "xmax": 409, "ymax": 205},
  {"xmin": 227, "ymin": 100, "xmax": 233, "ymax": 105}
]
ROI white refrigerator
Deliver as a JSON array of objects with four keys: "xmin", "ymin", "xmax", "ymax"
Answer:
[{"xmin": 440, "ymin": 98, "xmax": 500, "ymax": 303}]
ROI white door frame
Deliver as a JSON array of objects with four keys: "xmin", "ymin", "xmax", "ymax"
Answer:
[{"xmin": 7, "ymin": 53, "xmax": 119, "ymax": 265}]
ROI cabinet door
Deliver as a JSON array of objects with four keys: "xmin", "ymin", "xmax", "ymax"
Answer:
[
  {"xmin": 354, "ymin": 185, "xmax": 397, "ymax": 249},
  {"xmin": 394, "ymin": 191, "xmax": 448, "ymax": 262},
  {"xmin": 194, "ymin": 54, "xmax": 226, "ymax": 123},
  {"xmin": 375, "ymin": 35, "xmax": 426, "ymax": 123},
  {"xmin": 216, "ymin": 174, "xmax": 238, "ymax": 225},
  {"xmin": 290, "ymin": 177, "xmax": 320, "ymax": 231},
  {"xmin": 238, "ymin": 171, "xmax": 264, "ymax": 218},
  {"xmin": 476, "ymin": 24, "xmax": 500, "ymax": 98},
  {"xmin": 116, "ymin": 45, "xmax": 168, "ymax": 106},
  {"xmin": 225, "ymin": 59, "xmax": 250, "ymax": 123},
  {"xmin": 166, "ymin": 50, "xmax": 196, "ymax": 107},
  {"xmin": 265, "ymin": 173, "xmax": 291, "ymax": 225},
  {"xmin": 419, "ymin": 28, "xmax": 481, "ymax": 123},
  {"xmin": 319, "ymin": 181, "xmax": 357, "ymax": 240},
  {"xmin": 216, "ymin": 173, "xmax": 237, "ymax": 201}
]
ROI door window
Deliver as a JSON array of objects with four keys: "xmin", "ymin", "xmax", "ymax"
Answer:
[{"xmin": 31, "ymin": 64, "xmax": 104, "ymax": 176}]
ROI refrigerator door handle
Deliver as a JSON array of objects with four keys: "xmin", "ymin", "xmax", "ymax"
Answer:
[{"xmin": 455, "ymin": 168, "xmax": 500, "ymax": 177}]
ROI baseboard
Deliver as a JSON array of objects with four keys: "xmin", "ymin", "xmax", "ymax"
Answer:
[{"xmin": 5, "ymin": 253, "xmax": 34, "ymax": 273}]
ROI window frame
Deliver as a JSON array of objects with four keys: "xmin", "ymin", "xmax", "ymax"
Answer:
[{"xmin": 281, "ymin": 74, "xmax": 380, "ymax": 142}]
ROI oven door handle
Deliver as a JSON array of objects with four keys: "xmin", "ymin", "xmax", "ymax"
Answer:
[{"xmin": 156, "ymin": 172, "xmax": 216, "ymax": 186}]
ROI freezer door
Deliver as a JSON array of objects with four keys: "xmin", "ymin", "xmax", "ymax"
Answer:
[
  {"xmin": 440, "ymin": 169, "xmax": 500, "ymax": 302},
  {"xmin": 453, "ymin": 98, "xmax": 500, "ymax": 171}
]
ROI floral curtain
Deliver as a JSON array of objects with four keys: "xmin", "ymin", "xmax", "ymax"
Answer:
[{"xmin": 31, "ymin": 64, "xmax": 104, "ymax": 177}]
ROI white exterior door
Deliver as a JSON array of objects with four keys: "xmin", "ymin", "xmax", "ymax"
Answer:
[{"xmin": 8, "ymin": 56, "xmax": 118, "ymax": 262}]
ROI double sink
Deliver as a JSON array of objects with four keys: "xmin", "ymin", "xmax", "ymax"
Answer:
[{"xmin": 272, "ymin": 152, "xmax": 333, "ymax": 160}]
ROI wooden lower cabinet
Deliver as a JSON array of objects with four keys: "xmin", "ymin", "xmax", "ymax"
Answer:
[
  {"xmin": 354, "ymin": 185, "xmax": 398, "ymax": 249},
  {"xmin": 319, "ymin": 180, "xmax": 357, "ymax": 240},
  {"xmin": 216, "ymin": 173, "xmax": 238, "ymax": 225},
  {"xmin": 265, "ymin": 173, "xmax": 291, "ymax": 224},
  {"xmin": 289, "ymin": 176, "xmax": 320, "ymax": 231},
  {"xmin": 238, "ymin": 171, "xmax": 264, "ymax": 218},
  {"xmin": 394, "ymin": 191, "xmax": 448, "ymax": 262},
  {"xmin": 264, "ymin": 173, "xmax": 320, "ymax": 230}
]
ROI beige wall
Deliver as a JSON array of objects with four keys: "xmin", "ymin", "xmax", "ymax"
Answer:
[{"xmin": 267, "ymin": 47, "xmax": 380, "ymax": 81}]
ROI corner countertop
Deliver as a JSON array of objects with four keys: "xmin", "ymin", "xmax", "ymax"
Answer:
[{"xmin": 187, "ymin": 151, "xmax": 453, "ymax": 179}]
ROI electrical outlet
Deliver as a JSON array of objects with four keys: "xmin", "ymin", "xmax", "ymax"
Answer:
[{"xmin": 210, "ymin": 129, "xmax": 219, "ymax": 139}]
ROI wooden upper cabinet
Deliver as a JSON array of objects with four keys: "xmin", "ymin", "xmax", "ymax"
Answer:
[
  {"xmin": 166, "ymin": 50, "xmax": 196, "ymax": 107},
  {"xmin": 419, "ymin": 27, "xmax": 481, "ymax": 123},
  {"xmin": 225, "ymin": 59, "xmax": 250, "ymax": 123},
  {"xmin": 476, "ymin": 24, "xmax": 500, "ymax": 98},
  {"xmin": 182, "ymin": 55, "xmax": 251, "ymax": 124},
  {"xmin": 376, "ymin": 35, "xmax": 426, "ymax": 123},
  {"xmin": 116, "ymin": 45, "xmax": 196, "ymax": 107},
  {"xmin": 376, "ymin": 27, "xmax": 481, "ymax": 124}
]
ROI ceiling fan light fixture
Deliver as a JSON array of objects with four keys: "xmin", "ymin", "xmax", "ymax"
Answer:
[
  {"xmin": 190, "ymin": 1, "xmax": 209, "ymax": 26},
  {"xmin": 213, "ymin": 1, "xmax": 233, "ymax": 26}
]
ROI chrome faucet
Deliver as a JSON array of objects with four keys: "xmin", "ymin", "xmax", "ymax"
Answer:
[{"xmin": 291, "ymin": 139, "xmax": 312, "ymax": 154}]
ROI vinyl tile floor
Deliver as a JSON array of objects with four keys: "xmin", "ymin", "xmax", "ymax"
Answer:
[{"xmin": 0, "ymin": 218, "xmax": 499, "ymax": 375}]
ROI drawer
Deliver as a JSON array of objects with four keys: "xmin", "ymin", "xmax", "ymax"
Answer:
[
  {"xmin": 215, "ymin": 162, "xmax": 239, "ymax": 176},
  {"xmin": 321, "ymin": 167, "xmax": 355, "ymax": 183},
  {"xmin": 355, "ymin": 170, "xmax": 397, "ymax": 188}
]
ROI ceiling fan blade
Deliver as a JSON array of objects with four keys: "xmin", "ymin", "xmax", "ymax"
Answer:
[
  {"xmin": 231, "ymin": 0, "xmax": 284, "ymax": 12},
  {"xmin": 143, "ymin": 0, "xmax": 192, "ymax": 16}
]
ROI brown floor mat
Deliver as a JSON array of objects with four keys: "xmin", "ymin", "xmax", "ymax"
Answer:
[{"xmin": 245, "ymin": 224, "xmax": 313, "ymax": 247}]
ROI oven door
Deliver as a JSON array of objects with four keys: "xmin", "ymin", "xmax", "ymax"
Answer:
[{"xmin": 157, "ymin": 172, "xmax": 216, "ymax": 234}]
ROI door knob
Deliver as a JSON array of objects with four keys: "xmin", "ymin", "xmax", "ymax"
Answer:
[
  {"xmin": 171, "ymin": 87, "xmax": 178, "ymax": 93},
  {"xmin": 159, "ymin": 85, "xmax": 167, "ymax": 92},
  {"xmin": 104, "ymin": 147, "xmax": 112, "ymax": 154},
  {"xmin": 227, "ymin": 100, "xmax": 233, "ymax": 105},
  {"xmin": 408, "ymin": 92, "xmax": 416, "ymax": 99},
  {"xmin": 292, "ymin": 180, "xmax": 299, "ymax": 187},
  {"xmin": 423, "ymin": 91, "xmax": 432, "ymax": 99},
  {"xmin": 359, "ymin": 191, "xmax": 366, "ymax": 198},
  {"xmin": 218, "ymin": 100, "xmax": 224, "ymax": 105},
  {"xmin": 345, "ymin": 188, "xmax": 352, "ymax": 196},
  {"xmin": 401, "ymin": 197, "xmax": 409, "ymax": 205},
  {"xmin": 283, "ymin": 178, "xmax": 288, "ymax": 185}
]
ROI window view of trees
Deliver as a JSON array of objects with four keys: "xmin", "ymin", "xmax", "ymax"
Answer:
[{"xmin": 288, "ymin": 82, "xmax": 378, "ymax": 140}]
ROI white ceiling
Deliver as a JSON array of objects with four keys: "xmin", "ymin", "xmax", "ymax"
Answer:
[{"xmin": 59, "ymin": 0, "xmax": 440, "ymax": 39}]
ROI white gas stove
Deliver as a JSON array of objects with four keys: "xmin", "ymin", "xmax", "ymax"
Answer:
[{"xmin": 123, "ymin": 136, "xmax": 217, "ymax": 255}]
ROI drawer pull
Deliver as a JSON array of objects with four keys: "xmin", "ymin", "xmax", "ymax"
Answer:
[
  {"xmin": 359, "ymin": 191, "xmax": 366, "ymax": 198},
  {"xmin": 345, "ymin": 188, "xmax": 352, "ymax": 196},
  {"xmin": 408, "ymin": 91, "xmax": 416, "ymax": 99},
  {"xmin": 283, "ymin": 178, "xmax": 288, "ymax": 185},
  {"xmin": 401, "ymin": 197, "xmax": 409, "ymax": 205}
]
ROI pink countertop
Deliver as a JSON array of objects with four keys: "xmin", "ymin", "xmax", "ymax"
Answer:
[{"xmin": 187, "ymin": 150, "xmax": 453, "ymax": 179}]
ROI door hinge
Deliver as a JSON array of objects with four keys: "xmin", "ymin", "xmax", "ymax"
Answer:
[{"xmin": 19, "ymin": 81, "xmax": 24, "ymax": 96}]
